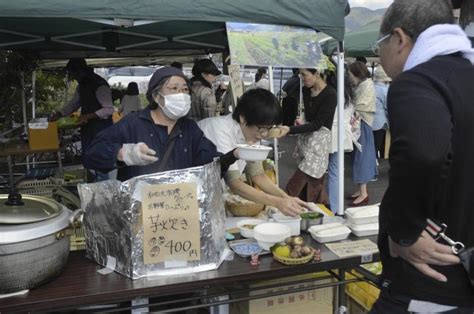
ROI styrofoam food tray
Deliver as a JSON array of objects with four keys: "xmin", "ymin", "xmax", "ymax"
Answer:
[
  {"xmin": 348, "ymin": 222, "xmax": 379, "ymax": 237},
  {"xmin": 345, "ymin": 204, "xmax": 379, "ymax": 225},
  {"xmin": 272, "ymin": 213, "xmax": 301, "ymax": 236},
  {"xmin": 308, "ymin": 223, "xmax": 351, "ymax": 243}
]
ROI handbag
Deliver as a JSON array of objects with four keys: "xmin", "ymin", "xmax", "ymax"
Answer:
[
  {"xmin": 426, "ymin": 218, "xmax": 473, "ymax": 287},
  {"xmin": 460, "ymin": 247, "xmax": 474, "ymax": 287}
]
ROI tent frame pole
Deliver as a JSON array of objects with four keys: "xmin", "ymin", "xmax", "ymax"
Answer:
[{"xmin": 337, "ymin": 41, "xmax": 345, "ymax": 216}]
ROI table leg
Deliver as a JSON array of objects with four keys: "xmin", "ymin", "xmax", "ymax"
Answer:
[
  {"xmin": 7, "ymin": 155, "xmax": 14, "ymax": 191},
  {"xmin": 336, "ymin": 268, "xmax": 348, "ymax": 313}
]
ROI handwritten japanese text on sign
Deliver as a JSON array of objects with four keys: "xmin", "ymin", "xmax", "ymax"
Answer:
[
  {"xmin": 142, "ymin": 182, "xmax": 200, "ymax": 265},
  {"xmin": 325, "ymin": 239, "xmax": 378, "ymax": 258}
]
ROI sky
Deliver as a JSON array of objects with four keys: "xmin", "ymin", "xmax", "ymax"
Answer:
[{"xmin": 349, "ymin": 0, "xmax": 393, "ymax": 10}]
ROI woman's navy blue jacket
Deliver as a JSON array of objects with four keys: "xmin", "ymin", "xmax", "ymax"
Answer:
[{"xmin": 84, "ymin": 107, "xmax": 220, "ymax": 181}]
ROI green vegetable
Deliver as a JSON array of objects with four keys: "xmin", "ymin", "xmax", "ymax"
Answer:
[{"xmin": 299, "ymin": 212, "xmax": 323, "ymax": 220}]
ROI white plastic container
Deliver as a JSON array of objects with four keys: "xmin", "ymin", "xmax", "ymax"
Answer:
[
  {"xmin": 272, "ymin": 213, "xmax": 301, "ymax": 236},
  {"xmin": 345, "ymin": 204, "xmax": 379, "ymax": 225},
  {"xmin": 237, "ymin": 219, "xmax": 267, "ymax": 238},
  {"xmin": 349, "ymin": 223, "xmax": 379, "ymax": 237},
  {"xmin": 253, "ymin": 222, "xmax": 291, "ymax": 250},
  {"xmin": 308, "ymin": 223, "xmax": 351, "ymax": 243},
  {"xmin": 235, "ymin": 144, "xmax": 272, "ymax": 161}
]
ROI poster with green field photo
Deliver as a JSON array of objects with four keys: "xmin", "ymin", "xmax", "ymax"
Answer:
[{"xmin": 226, "ymin": 22, "xmax": 326, "ymax": 68}]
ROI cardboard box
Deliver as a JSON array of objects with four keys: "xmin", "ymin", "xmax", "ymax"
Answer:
[
  {"xmin": 230, "ymin": 272, "xmax": 335, "ymax": 314},
  {"xmin": 28, "ymin": 121, "xmax": 59, "ymax": 150}
]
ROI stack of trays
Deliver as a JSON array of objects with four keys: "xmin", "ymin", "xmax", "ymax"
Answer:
[
  {"xmin": 308, "ymin": 223, "xmax": 351, "ymax": 243},
  {"xmin": 346, "ymin": 205, "xmax": 380, "ymax": 237}
]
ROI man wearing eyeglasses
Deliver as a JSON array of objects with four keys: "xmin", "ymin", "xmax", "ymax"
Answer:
[{"xmin": 371, "ymin": 0, "xmax": 474, "ymax": 313}]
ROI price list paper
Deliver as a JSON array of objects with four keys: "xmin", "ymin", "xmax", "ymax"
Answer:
[
  {"xmin": 142, "ymin": 182, "xmax": 200, "ymax": 265},
  {"xmin": 325, "ymin": 239, "xmax": 378, "ymax": 258}
]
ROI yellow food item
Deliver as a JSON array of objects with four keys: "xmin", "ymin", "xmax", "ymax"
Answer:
[{"xmin": 274, "ymin": 245, "xmax": 291, "ymax": 258}]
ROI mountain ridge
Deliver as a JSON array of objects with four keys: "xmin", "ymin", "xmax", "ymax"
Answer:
[{"xmin": 346, "ymin": 7, "xmax": 386, "ymax": 33}]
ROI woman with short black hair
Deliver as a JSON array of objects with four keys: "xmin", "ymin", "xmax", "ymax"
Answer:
[
  {"xmin": 199, "ymin": 88, "xmax": 308, "ymax": 216},
  {"xmin": 119, "ymin": 82, "xmax": 141, "ymax": 116}
]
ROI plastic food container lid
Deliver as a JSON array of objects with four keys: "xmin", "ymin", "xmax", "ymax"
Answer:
[
  {"xmin": 349, "ymin": 222, "xmax": 379, "ymax": 232},
  {"xmin": 308, "ymin": 223, "xmax": 351, "ymax": 237},
  {"xmin": 273, "ymin": 213, "xmax": 301, "ymax": 222},
  {"xmin": 345, "ymin": 205, "xmax": 379, "ymax": 219}
]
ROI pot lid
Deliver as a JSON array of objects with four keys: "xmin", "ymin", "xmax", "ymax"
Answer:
[{"xmin": 0, "ymin": 194, "xmax": 62, "ymax": 224}]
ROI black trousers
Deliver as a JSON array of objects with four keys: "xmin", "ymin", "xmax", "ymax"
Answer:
[
  {"xmin": 373, "ymin": 129, "xmax": 386, "ymax": 159},
  {"xmin": 370, "ymin": 288, "xmax": 474, "ymax": 314}
]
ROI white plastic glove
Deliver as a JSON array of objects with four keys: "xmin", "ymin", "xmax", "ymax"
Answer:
[{"xmin": 121, "ymin": 142, "xmax": 159, "ymax": 166}]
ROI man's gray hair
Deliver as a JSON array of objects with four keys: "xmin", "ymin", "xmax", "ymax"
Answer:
[{"xmin": 380, "ymin": 0, "xmax": 454, "ymax": 41}]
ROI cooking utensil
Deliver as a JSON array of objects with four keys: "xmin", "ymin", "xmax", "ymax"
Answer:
[{"xmin": 0, "ymin": 194, "xmax": 82, "ymax": 293}]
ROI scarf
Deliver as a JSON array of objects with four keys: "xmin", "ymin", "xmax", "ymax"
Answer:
[{"xmin": 404, "ymin": 24, "xmax": 474, "ymax": 72}]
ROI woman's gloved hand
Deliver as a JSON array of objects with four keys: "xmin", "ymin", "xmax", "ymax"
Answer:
[{"xmin": 120, "ymin": 142, "xmax": 159, "ymax": 166}]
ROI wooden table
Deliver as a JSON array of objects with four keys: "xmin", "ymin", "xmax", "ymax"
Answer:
[
  {"xmin": 0, "ymin": 141, "xmax": 62, "ymax": 185},
  {"xmin": 0, "ymin": 235, "xmax": 379, "ymax": 313}
]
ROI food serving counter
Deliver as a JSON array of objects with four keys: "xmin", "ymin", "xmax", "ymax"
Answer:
[{"xmin": 0, "ymin": 234, "xmax": 380, "ymax": 313}]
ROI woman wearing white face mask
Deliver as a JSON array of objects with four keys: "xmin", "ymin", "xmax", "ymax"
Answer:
[{"xmin": 84, "ymin": 67, "xmax": 236, "ymax": 181}]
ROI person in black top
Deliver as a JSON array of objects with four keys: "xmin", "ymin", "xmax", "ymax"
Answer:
[
  {"xmin": 50, "ymin": 58, "xmax": 114, "ymax": 181},
  {"xmin": 371, "ymin": 0, "xmax": 474, "ymax": 312},
  {"xmin": 277, "ymin": 67, "xmax": 337, "ymax": 205},
  {"xmin": 281, "ymin": 68, "xmax": 300, "ymax": 126}
]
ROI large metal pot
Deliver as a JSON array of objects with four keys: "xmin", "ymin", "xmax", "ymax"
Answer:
[{"xmin": 0, "ymin": 194, "xmax": 81, "ymax": 294}]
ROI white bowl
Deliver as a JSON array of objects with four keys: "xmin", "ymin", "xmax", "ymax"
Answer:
[
  {"xmin": 253, "ymin": 222, "xmax": 291, "ymax": 250},
  {"xmin": 256, "ymin": 239, "xmax": 278, "ymax": 251},
  {"xmin": 237, "ymin": 219, "xmax": 267, "ymax": 238},
  {"xmin": 236, "ymin": 144, "xmax": 272, "ymax": 161}
]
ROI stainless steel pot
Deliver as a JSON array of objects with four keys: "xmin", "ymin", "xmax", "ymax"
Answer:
[{"xmin": 0, "ymin": 194, "xmax": 81, "ymax": 294}]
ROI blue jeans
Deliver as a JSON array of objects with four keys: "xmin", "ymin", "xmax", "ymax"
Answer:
[{"xmin": 327, "ymin": 153, "xmax": 339, "ymax": 213}]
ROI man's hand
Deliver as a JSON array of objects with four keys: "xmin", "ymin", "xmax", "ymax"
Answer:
[
  {"xmin": 275, "ymin": 196, "xmax": 304, "ymax": 217},
  {"xmin": 389, "ymin": 230, "xmax": 461, "ymax": 282}
]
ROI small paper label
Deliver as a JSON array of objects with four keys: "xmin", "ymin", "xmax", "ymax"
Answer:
[
  {"xmin": 325, "ymin": 239, "xmax": 379, "ymax": 258},
  {"xmin": 164, "ymin": 260, "xmax": 188, "ymax": 268},
  {"xmin": 361, "ymin": 254, "xmax": 373, "ymax": 263}
]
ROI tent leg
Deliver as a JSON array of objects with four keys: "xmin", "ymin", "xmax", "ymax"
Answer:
[
  {"xmin": 268, "ymin": 65, "xmax": 279, "ymax": 186},
  {"xmin": 336, "ymin": 42, "xmax": 345, "ymax": 216},
  {"xmin": 32, "ymin": 70, "xmax": 37, "ymax": 168}
]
